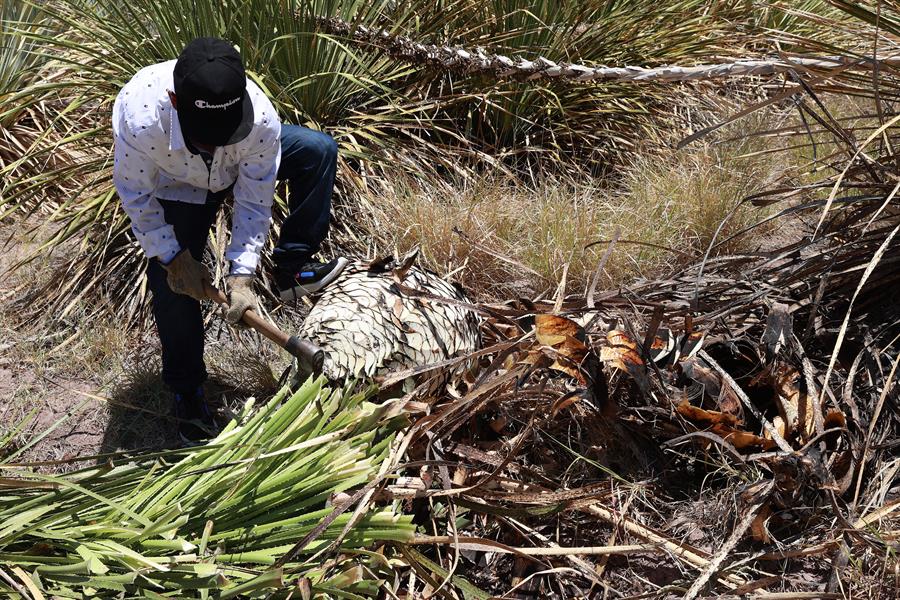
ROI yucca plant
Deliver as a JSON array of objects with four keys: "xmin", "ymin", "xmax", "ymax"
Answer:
[
  {"xmin": 0, "ymin": 376, "xmax": 415, "ymax": 598},
  {"xmin": 0, "ymin": 0, "xmax": 57, "ymax": 197},
  {"xmin": 0, "ymin": 0, "xmax": 49, "ymax": 122},
  {"xmin": 399, "ymin": 0, "xmax": 753, "ymax": 159},
  {"xmin": 0, "ymin": 0, "xmax": 843, "ymax": 326}
]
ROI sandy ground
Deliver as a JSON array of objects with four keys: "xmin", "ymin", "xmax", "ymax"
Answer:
[
  {"xmin": 0, "ymin": 223, "xmax": 108, "ymax": 465},
  {"xmin": 0, "ymin": 222, "xmax": 288, "ymax": 467}
]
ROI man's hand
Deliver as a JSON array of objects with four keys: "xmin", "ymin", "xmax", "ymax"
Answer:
[
  {"xmin": 225, "ymin": 275, "xmax": 259, "ymax": 327},
  {"xmin": 162, "ymin": 249, "xmax": 210, "ymax": 301}
]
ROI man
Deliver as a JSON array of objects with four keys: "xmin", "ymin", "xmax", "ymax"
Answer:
[{"xmin": 112, "ymin": 37, "xmax": 348, "ymax": 442}]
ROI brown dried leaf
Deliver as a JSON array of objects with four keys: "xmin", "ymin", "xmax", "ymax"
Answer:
[
  {"xmin": 649, "ymin": 327, "xmax": 676, "ymax": 363},
  {"xmin": 824, "ymin": 409, "xmax": 846, "ymax": 430},
  {"xmin": 761, "ymin": 302, "xmax": 792, "ymax": 356},
  {"xmin": 750, "ymin": 503, "xmax": 773, "ymax": 543},
  {"xmin": 550, "ymin": 391, "xmax": 584, "ymax": 416},
  {"xmin": 535, "ymin": 313, "xmax": 585, "ymax": 346},
  {"xmin": 773, "ymin": 366, "xmax": 814, "ymax": 442},
  {"xmin": 680, "ymin": 330, "xmax": 706, "ymax": 359},
  {"xmin": 714, "ymin": 427, "xmax": 776, "ymax": 450},
  {"xmin": 822, "ymin": 409, "xmax": 849, "ymax": 453},
  {"xmin": 534, "ymin": 314, "xmax": 591, "ymax": 384},
  {"xmin": 453, "ymin": 466, "xmax": 468, "ymax": 486},
  {"xmin": 680, "ymin": 358, "xmax": 743, "ymax": 418},
  {"xmin": 548, "ymin": 351, "xmax": 589, "ymax": 384},
  {"xmin": 764, "ymin": 415, "xmax": 787, "ymax": 442},
  {"xmin": 607, "ymin": 329, "xmax": 638, "ymax": 351},
  {"xmin": 297, "ymin": 577, "xmax": 313, "ymax": 600},
  {"xmin": 392, "ymin": 246, "xmax": 419, "ymax": 282},
  {"xmin": 599, "ymin": 330, "xmax": 643, "ymax": 373},
  {"xmin": 676, "ymin": 401, "xmax": 776, "ymax": 451},
  {"xmin": 489, "ymin": 416, "xmax": 508, "ymax": 433},
  {"xmin": 521, "ymin": 349, "xmax": 553, "ymax": 369},
  {"xmin": 599, "ymin": 329, "xmax": 650, "ymax": 395},
  {"xmin": 676, "ymin": 401, "xmax": 740, "ymax": 428},
  {"xmin": 830, "ymin": 450, "xmax": 855, "ymax": 495}
]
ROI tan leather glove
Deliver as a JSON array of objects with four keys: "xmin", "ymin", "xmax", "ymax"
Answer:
[
  {"xmin": 225, "ymin": 275, "xmax": 259, "ymax": 326},
  {"xmin": 162, "ymin": 249, "xmax": 210, "ymax": 301}
]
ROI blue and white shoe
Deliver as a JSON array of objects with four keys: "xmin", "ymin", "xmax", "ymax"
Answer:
[{"xmin": 276, "ymin": 257, "xmax": 349, "ymax": 302}]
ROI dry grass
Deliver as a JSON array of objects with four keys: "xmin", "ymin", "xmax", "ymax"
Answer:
[
  {"xmin": 0, "ymin": 221, "xmax": 287, "ymax": 461},
  {"xmin": 0, "ymin": 317, "xmax": 286, "ymax": 462},
  {"xmin": 356, "ymin": 112, "xmax": 796, "ymax": 300}
]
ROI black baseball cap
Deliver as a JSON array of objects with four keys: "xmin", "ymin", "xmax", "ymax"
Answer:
[{"xmin": 173, "ymin": 37, "xmax": 254, "ymax": 146}]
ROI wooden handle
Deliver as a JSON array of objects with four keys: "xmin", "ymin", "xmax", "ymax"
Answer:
[{"xmin": 204, "ymin": 281, "xmax": 324, "ymax": 374}]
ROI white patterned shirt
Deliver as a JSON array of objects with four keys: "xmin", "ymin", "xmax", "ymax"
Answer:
[{"xmin": 112, "ymin": 60, "xmax": 281, "ymax": 275}]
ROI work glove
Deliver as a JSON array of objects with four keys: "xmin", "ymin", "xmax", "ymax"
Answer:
[
  {"xmin": 224, "ymin": 275, "xmax": 259, "ymax": 327},
  {"xmin": 162, "ymin": 249, "xmax": 210, "ymax": 301}
]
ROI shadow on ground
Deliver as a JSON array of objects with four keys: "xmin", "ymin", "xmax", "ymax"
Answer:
[{"xmin": 100, "ymin": 350, "xmax": 282, "ymax": 454}]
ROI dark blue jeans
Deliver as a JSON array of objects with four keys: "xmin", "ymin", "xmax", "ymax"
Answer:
[{"xmin": 147, "ymin": 124, "xmax": 337, "ymax": 394}]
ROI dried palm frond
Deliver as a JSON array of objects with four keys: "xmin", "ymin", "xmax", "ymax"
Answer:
[
  {"xmin": 388, "ymin": 220, "xmax": 898, "ymax": 596},
  {"xmin": 379, "ymin": 9, "xmax": 900, "ymax": 587}
]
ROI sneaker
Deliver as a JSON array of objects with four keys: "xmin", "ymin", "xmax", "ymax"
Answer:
[
  {"xmin": 173, "ymin": 386, "xmax": 215, "ymax": 445},
  {"xmin": 276, "ymin": 257, "xmax": 349, "ymax": 301}
]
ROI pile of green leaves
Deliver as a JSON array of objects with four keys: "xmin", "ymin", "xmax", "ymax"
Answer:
[{"xmin": 0, "ymin": 377, "xmax": 414, "ymax": 598}]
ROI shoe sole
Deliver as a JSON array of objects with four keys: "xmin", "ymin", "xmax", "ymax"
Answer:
[
  {"xmin": 178, "ymin": 433, "xmax": 205, "ymax": 447},
  {"xmin": 279, "ymin": 257, "xmax": 350, "ymax": 302},
  {"xmin": 178, "ymin": 420, "xmax": 216, "ymax": 446}
]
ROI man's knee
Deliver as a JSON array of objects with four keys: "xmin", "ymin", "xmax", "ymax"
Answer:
[
  {"xmin": 280, "ymin": 126, "xmax": 338, "ymax": 174},
  {"xmin": 308, "ymin": 130, "xmax": 338, "ymax": 168}
]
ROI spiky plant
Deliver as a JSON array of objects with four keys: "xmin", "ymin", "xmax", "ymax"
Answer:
[
  {"xmin": 298, "ymin": 257, "xmax": 481, "ymax": 385},
  {"xmin": 0, "ymin": 0, "xmax": 841, "ymax": 325},
  {"xmin": 0, "ymin": 0, "xmax": 57, "ymax": 203},
  {"xmin": 0, "ymin": 376, "xmax": 415, "ymax": 598},
  {"xmin": 0, "ymin": 0, "xmax": 48, "ymax": 123}
]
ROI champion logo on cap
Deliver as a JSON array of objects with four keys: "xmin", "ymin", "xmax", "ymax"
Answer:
[
  {"xmin": 174, "ymin": 37, "xmax": 255, "ymax": 146},
  {"xmin": 194, "ymin": 97, "xmax": 241, "ymax": 110}
]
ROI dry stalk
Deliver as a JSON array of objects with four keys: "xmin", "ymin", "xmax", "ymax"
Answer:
[
  {"xmin": 698, "ymin": 349, "xmax": 793, "ymax": 453},
  {"xmin": 318, "ymin": 16, "xmax": 900, "ymax": 84},
  {"xmin": 717, "ymin": 593, "xmax": 842, "ymax": 599},
  {"xmin": 581, "ymin": 503, "xmax": 747, "ymax": 588},
  {"xmin": 409, "ymin": 536, "xmax": 649, "ymax": 556},
  {"xmin": 505, "ymin": 517, "xmax": 611, "ymax": 592},
  {"xmin": 0, "ymin": 568, "xmax": 30, "ymax": 600}
]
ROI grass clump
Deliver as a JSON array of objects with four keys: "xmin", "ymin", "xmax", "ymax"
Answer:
[{"xmin": 359, "ymin": 126, "xmax": 791, "ymax": 299}]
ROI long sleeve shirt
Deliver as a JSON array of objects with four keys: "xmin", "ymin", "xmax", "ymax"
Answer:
[{"xmin": 111, "ymin": 60, "xmax": 281, "ymax": 275}]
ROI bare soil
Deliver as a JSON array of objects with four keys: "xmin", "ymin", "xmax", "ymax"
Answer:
[{"xmin": 0, "ymin": 222, "xmax": 285, "ymax": 466}]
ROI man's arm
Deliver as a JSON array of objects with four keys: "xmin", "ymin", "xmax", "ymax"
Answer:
[
  {"xmin": 112, "ymin": 130, "xmax": 180, "ymax": 263},
  {"xmin": 228, "ymin": 125, "xmax": 281, "ymax": 275}
]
